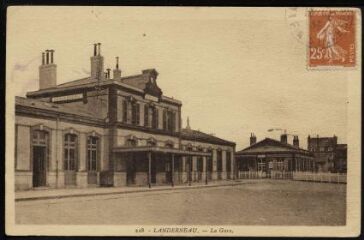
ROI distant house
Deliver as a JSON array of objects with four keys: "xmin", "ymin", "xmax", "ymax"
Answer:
[
  {"xmin": 307, "ymin": 135, "xmax": 347, "ymax": 173},
  {"xmin": 235, "ymin": 134, "xmax": 314, "ymax": 178}
]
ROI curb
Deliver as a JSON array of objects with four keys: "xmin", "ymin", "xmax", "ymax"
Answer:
[{"xmin": 15, "ymin": 181, "xmax": 253, "ymax": 202}]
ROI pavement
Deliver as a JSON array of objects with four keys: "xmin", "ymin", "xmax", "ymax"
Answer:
[{"xmin": 15, "ymin": 179, "xmax": 262, "ymax": 202}]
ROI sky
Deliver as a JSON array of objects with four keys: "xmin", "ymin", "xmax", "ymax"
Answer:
[{"xmin": 7, "ymin": 7, "xmax": 350, "ymax": 150}]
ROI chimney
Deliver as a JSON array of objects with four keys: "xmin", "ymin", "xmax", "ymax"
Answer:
[
  {"xmin": 293, "ymin": 135, "xmax": 299, "ymax": 148},
  {"xmin": 39, "ymin": 49, "xmax": 57, "ymax": 90},
  {"xmin": 186, "ymin": 117, "xmax": 191, "ymax": 130},
  {"xmin": 90, "ymin": 43, "xmax": 104, "ymax": 81},
  {"xmin": 113, "ymin": 56, "xmax": 122, "ymax": 80},
  {"xmin": 307, "ymin": 135, "xmax": 311, "ymax": 150},
  {"xmin": 250, "ymin": 133, "xmax": 256, "ymax": 145},
  {"xmin": 280, "ymin": 134, "xmax": 287, "ymax": 144},
  {"xmin": 333, "ymin": 135, "xmax": 338, "ymax": 145}
]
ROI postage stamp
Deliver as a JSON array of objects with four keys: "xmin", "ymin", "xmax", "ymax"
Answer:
[{"xmin": 308, "ymin": 10, "xmax": 356, "ymax": 68}]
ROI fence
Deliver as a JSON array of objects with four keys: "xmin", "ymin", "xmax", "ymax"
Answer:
[
  {"xmin": 270, "ymin": 171, "xmax": 293, "ymax": 179},
  {"xmin": 292, "ymin": 172, "xmax": 347, "ymax": 184},
  {"xmin": 238, "ymin": 171, "xmax": 260, "ymax": 179},
  {"xmin": 237, "ymin": 171, "xmax": 347, "ymax": 184}
]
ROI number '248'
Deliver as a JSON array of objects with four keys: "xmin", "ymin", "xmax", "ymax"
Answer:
[{"xmin": 310, "ymin": 47, "xmax": 326, "ymax": 60}]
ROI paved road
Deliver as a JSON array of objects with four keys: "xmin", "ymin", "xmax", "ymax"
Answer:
[{"xmin": 16, "ymin": 180, "xmax": 346, "ymax": 225}]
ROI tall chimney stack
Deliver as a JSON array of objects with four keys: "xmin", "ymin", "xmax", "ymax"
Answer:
[
  {"xmin": 250, "ymin": 133, "xmax": 257, "ymax": 145},
  {"xmin": 90, "ymin": 43, "xmax": 104, "ymax": 81},
  {"xmin": 39, "ymin": 49, "xmax": 57, "ymax": 90},
  {"xmin": 293, "ymin": 135, "xmax": 299, "ymax": 148},
  {"xmin": 113, "ymin": 56, "xmax": 122, "ymax": 80},
  {"xmin": 280, "ymin": 133, "xmax": 287, "ymax": 144}
]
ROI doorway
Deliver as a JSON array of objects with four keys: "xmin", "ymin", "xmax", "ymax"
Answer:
[
  {"xmin": 151, "ymin": 157, "xmax": 157, "ymax": 184},
  {"xmin": 165, "ymin": 157, "xmax": 172, "ymax": 184},
  {"xmin": 33, "ymin": 146, "xmax": 47, "ymax": 187},
  {"xmin": 126, "ymin": 157, "xmax": 136, "ymax": 185}
]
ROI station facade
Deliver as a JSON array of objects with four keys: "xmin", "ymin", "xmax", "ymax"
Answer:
[{"xmin": 15, "ymin": 44, "xmax": 235, "ymax": 190}]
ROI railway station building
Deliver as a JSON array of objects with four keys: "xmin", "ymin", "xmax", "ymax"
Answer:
[{"xmin": 14, "ymin": 44, "xmax": 236, "ymax": 190}]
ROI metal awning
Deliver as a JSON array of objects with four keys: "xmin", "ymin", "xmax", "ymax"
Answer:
[{"xmin": 112, "ymin": 146, "xmax": 211, "ymax": 156}]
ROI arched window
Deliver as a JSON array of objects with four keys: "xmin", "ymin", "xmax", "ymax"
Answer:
[
  {"xmin": 64, "ymin": 134, "xmax": 78, "ymax": 171},
  {"xmin": 87, "ymin": 136, "xmax": 99, "ymax": 171}
]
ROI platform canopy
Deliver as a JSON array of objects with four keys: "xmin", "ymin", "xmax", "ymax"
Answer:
[{"xmin": 112, "ymin": 146, "xmax": 211, "ymax": 156}]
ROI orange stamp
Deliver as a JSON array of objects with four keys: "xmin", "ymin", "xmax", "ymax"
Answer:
[{"xmin": 309, "ymin": 10, "xmax": 356, "ymax": 68}]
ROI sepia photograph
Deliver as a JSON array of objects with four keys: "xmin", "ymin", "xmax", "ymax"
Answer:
[{"xmin": 5, "ymin": 6, "xmax": 361, "ymax": 237}]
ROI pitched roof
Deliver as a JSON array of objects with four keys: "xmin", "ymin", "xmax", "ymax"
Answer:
[
  {"xmin": 236, "ymin": 138, "xmax": 311, "ymax": 155},
  {"xmin": 55, "ymin": 74, "xmax": 150, "ymax": 91},
  {"xmin": 119, "ymin": 74, "xmax": 149, "ymax": 90},
  {"xmin": 57, "ymin": 77, "xmax": 92, "ymax": 88},
  {"xmin": 181, "ymin": 128, "xmax": 235, "ymax": 146},
  {"xmin": 15, "ymin": 96, "xmax": 102, "ymax": 120},
  {"xmin": 26, "ymin": 70, "xmax": 181, "ymax": 105}
]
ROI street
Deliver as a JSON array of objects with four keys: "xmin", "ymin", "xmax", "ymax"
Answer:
[{"xmin": 16, "ymin": 180, "xmax": 346, "ymax": 225}]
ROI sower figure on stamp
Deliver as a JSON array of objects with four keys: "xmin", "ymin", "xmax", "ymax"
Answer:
[{"xmin": 316, "ymin": 14, "xmax": 350, "ymax": 63}]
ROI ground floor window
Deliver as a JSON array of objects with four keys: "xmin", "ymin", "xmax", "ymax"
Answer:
[
  {"xmin": 87, "ymin": 136, "xmax": 98, "ymax": 171},
  {"xmin": 64, "ymin": 134, "xmax": 78, "ymax": 171}
]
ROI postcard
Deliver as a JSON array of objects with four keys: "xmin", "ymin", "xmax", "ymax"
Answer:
[{"xmin": 5, "ymin": 6, "xmax": 361, "ymax": 237}]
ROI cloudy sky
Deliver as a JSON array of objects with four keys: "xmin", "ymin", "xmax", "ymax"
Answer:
[{"xmin": 7, "ymin": 7, "xmax": 351, "ymax": 149}]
